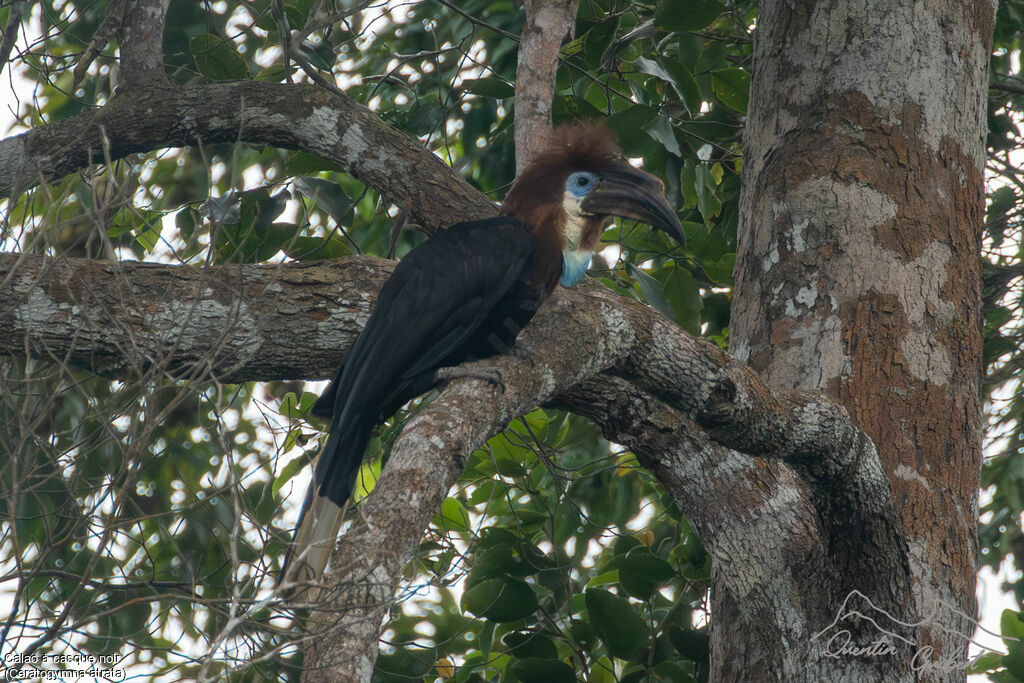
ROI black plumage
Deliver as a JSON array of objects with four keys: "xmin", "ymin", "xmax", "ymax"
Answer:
[
  {"xmin": 309, "ymin": 216, "xmax": 540, "ymax": 504},
  {"xmin": 281, "ymin": 122, "xmax": 686, "ymax": 592}
]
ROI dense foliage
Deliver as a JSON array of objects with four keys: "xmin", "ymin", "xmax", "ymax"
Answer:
[{"xmin": 0, "ymin": 0, "xmax": 1019, "ymax": 680}]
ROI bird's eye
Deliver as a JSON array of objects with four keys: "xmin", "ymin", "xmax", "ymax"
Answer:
[{"xmin": 566, "ymin": 171, "xmax": 597, "ymax": 197}]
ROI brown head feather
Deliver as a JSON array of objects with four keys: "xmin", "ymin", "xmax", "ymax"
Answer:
[
  {"xmin": 500, "ymin": 120, "xmax": 624, "ymax": 226},
  {"xmin": 500, "ymin": 121, "xmax": 647, "ymax": 296}
]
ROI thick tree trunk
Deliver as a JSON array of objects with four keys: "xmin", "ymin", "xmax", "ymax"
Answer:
[{"xmin": 728, "ymin": 0, "xmax": 993, "ymax": 678}]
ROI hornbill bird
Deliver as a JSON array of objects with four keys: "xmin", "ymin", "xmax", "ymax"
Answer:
[{"xmin": 282, "ymin": 121, "xmax": 686, "ymax": 591}]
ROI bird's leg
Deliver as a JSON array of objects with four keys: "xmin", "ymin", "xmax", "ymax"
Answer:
[
  {"xmin": 434, "ymin": 361, "xmax": 504, "ymax": 392},
  {"xmin": 510, "ymin": 344, "xmax": 535, "ymax": 363}
]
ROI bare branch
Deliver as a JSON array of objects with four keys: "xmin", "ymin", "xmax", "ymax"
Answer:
[
  {"xmin": 118, "ymin": 0, "xmax": 172, "ymax": 86},
  {"xmin": 0, "ymin": 248, "xmax": 908, "ymax": 678},
  {"xmin": 515, "ymin": 0, "xmax": 579, "ymax": 172},
  {"xmin": 0, "ymin": 0, "xmax": 24, "ymax": 78},
  {"xmin": 0, "ymin": 81, "xmax": 495, "ymax": 230},
  {"xmin": 73, "ymin": 0, "xmax": 127, "ymax": 87}
]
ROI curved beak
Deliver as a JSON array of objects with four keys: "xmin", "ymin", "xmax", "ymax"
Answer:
[{"xmin": 581, "ymin": 165, "xmax": 686, "ymax": 244}]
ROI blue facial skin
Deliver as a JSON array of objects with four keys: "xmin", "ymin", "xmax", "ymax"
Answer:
[
  {"xmin": 566, "ymin": 171, "xmax": 597, "ymax": 197},
  {"xmin": 560, "ymin": 171, "xmax": 599, "ymax": 287}
]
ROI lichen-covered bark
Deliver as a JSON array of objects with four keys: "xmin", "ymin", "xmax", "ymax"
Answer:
[
  {"xmin": 731, "ymin": 0, "xmax": 993, "ymax": 677},
  {"xmin": 0, "ymin": 252, "xmax": 390, "ymax": 382},
  {"xmin": 0, "ymin": 0, "xmax": 962, "ymax": 675},
  {"xmin": 0, "ymin": 81, "xmax": 495, "ymax": 231},
  {"xmin": 514, "ymin": 0, "xmax": 579, "ymax": 173},
  {"xmin": 0, "ymin": 249, "xmax": 910, "ymax": 680}
]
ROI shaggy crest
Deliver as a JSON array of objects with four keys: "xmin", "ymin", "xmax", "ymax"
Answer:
[
  {"xmin": 524, "ymin": 120, "xmax": 622, "ymax": 173},
  {"xmin": 501, "ymin": 120, "xmax": 624, "ymax": 219}
]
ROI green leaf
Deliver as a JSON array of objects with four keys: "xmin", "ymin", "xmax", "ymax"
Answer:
[
  {"xmin": 351, "ymin": 458, "xmax": 381, "ymax": 502},
  {"xmin": 551, "ymin": 95, "xmax": 605, "ymax": 124},
  {"xmin": 613, "ymin": 535, "xmax": 644, "ymax": 557},
  {"xmin": 375, "ymin": 644, "xmax": 436, "ymax": 682},
  {"xmin": 239, "ymin": 188, "xmax": 289, "ymax": 234},
  {"xmin": 585, "ymin": 588, "xmax": 649, "ymax": 658},
  {"xmin": 465, "ymin": 545, "xmax": 519, "ymax": 588},
  {"xmin": 254, "ymin": 64, "xmax": 287, "ymax": 83},
  {"xmin": 1003, "ymin": 609, "xmax": 1024, "ymax": 642},
  {"xmin": 656, "ymin": 0, "xmax": 725, "ymax": 32},
  {"xmin": 479, "ymin": 621, "xmax": 495, "ymax": 657},
  {"xmin": 508, "ymin": 658, "xmax": 575, "ymax": 683},
  {"xmin": 711, "ymin": 68, "xmax": 750, "ymax": 113},
  {"xmin": 297, "ymin": 40, "xmax": 335, "ymax": 71},
  {"xmin": 967, "ymin": 650, "xmax": 1003, "ymax": 674},
  {"xmin": 662, "ymin": 60, "xmax": 702, "ymax": 115},
  {"xmin": 435, "ymin": 497, "xmax": 471, "ymax": 533},
  {"xmin": 292, "ymin": 176, "xmax": 353, "ymax": 225},
  {"xmin": 633, "ymin": 56, "xmax": 676, "ymax": 85},
  {"xmin": 626, "ymin": 263, "xmax": 676, "ymax": 321},
  {"xmin": 462, "ymin": 577, "xmax": 539, "ymax": 622},
  {"xmin": 680, "ymin": 160, "xmax": 699, "ymax": 210},
  {"xmin": 254, "ymin": 1, "xmax": 307, "ymax": 33},
  {"xmin": 645, "ymin": 115, "xmax": 681, "ymax": 156},
  {"xmin": 502, "ymin": 632, "xmax": 559, "ymax": 659},
  {"xmin": 668, "ymin": 625, "xmax": 710, "ymax": 664},
  {"xmin": 695, "ymin": 163, "xmax": 723, "ymax": 224},
  {"xmin": 284, "ymin": 151, "xmax": 343, "ymax": 175},
  {"xmin": 200, "ymin": 192, "xmax": 241, "ymax": 224},
  {"xmin": 700, "ymin": 252, "xmax": 735, "ymax": 284},
  {"xmin": 568, "ymin": 619, "xmax": 597, "ymax": 649},
  {"xmin": 606, "ymin": 105, "xmax": 659, "ymax": 155},
  {"xmin": 176, "ymin": 207, "xmax": 200, "ymax": 244},
  {"xmin": 582, "ymin": 18, "xmax": 620, "ymax": 69},
  {"xmin": 619, "ymin": 546, "xmax": 675, "ymax": 583},
  {"xmin": 462, "ymin": 77, "xmax": 515, "ymax": 98},
  {"xmin": 133, "ymin": 211, "xmax": 164, "ymax": 253},
  {"xmin": 1006, "ymin": 642, "xmax": 1024, "ymax": 681},
  {"xmin": 280, "ymin": 392, "xmax": 314, "ymax": 419},
  {"xmin": 189, "ymin": 34, "xmax": 248, "ymax": 82},
  {"xmin": 659, "ymin": 264, "xmax": 703, "ymax": 333}
]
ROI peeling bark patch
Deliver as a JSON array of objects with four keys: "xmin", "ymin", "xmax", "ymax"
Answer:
[
  {"xmin": 13, "ymin": 287, "xmax": 70, "ymax": 331},
  {"xmin": 755, "ymin": 178, "xmax": 956, "ymax": 388},
  {"xmin": 341, "ymin": 122, "xmax": 371, "ymax": 161},
  {"xmin": 893, "ymin": 463, "xmax": 931, "ymax": 492},
  {"xmin": 308, "ymin": 106, "xmax": 342, "ymax": 150},
  {"xmin": 775, "ymin": 3, "xmax": 989, "ymax": 155},
  {"xmin": 769, "ymin": 315, "xmax": 849, "ymax": 391}
]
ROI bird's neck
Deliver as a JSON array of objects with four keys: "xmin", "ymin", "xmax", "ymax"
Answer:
[
  {"xmin": 557, "ymin": 192, "xmax": 603, "ymax": 287},
  {"xmin": 501, "ymin": 202, "xmax": 602, "ymax": 293}
]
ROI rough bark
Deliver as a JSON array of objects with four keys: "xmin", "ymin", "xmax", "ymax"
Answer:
[
  {"xmin": 0, "ymin": 0, "xmax": 983, "ymax": 678},
  {"xmin": 0, "ymin": 248, "xmax": 908, "ymax": 680},
  {"xmin": 728, "ymin": 0, "xmax": 993, "ymax": 678},
  {"xmin": 119, "ymin": 0, "xmax": 171, "ymax": 86},
  {"xmin": 0, "ymin": 81, "xmax": 494, "ymax": 230},
  {"xmin": 514, "ymin": 0, "xmax": 579, "ymax": 173}
]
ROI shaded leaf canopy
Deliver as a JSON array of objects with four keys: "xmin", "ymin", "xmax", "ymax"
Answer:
[{"xmin": 0, "ymin": 0, "xmax": 1020, "ymax": 680}]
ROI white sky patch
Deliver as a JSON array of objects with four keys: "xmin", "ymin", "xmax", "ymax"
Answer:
[{"xmin": 0, "ymin": 3, "xmax": 1020, "ymax": 676}]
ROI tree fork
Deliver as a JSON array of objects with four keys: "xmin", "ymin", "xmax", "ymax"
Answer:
[{"xmin": 727, "ymin": 0, "xmax": 994, "ymax": 677}]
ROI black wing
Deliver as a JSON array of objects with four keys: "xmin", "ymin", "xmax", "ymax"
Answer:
[{"xmin": 314, "ymin": 215, "xmax": 534, "ymax": 504}]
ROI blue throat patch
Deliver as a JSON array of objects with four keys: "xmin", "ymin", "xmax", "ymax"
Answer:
[{"xmin": 560, "ymin": 250, "xmax": 594, "ymax": 287}]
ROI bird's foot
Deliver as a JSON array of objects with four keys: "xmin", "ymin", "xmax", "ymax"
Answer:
[
  {"xmin": 511, "ymin": 345, "xmax": 535, "ymax": 363},
  {"xmin": 435, "ymin": 362, "xmax": 504, "ymax": 392}
]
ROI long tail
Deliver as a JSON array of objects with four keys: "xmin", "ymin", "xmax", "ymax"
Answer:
[
  {"xmin": 278, "ymin": 415, "xmax": 370, "ymax": 599},
  {"xmin": 279, "ymin": 484, "xmax": 347, "ymax": 599}
]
